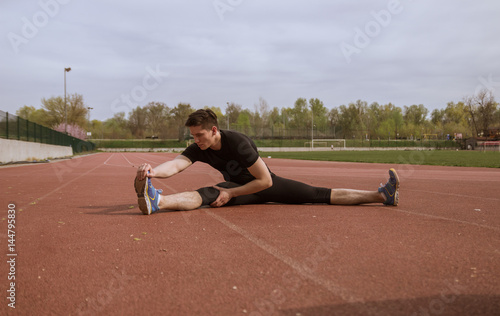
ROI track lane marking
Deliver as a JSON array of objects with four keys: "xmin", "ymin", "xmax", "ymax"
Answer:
[
  {"xmin": 387, "ymin": 208, "xmax": 500, "ymax": 232},
  {"xmin": 21, "ymin": 157, "xmax": 105, "ymax": 211},
  {"xmin": 407, "ymin": 189, "xmax": 500, "ymax": 201},
  {"xmin": 205, "ymin": 210, "xmax": 374, "ymax": 312}
]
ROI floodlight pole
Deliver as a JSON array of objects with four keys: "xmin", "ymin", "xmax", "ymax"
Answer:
[
  {"xmin": 64, "ymin": 67, "xmax": 71, "ymax": 133},
  {"xmin": 311, "ymin": 104, "xmax": 314, "ymax": 150}
]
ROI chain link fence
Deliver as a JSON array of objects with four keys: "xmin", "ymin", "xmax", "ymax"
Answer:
[{"xmin": 0, "ymin": 110, "xmax": 95, "ymax": 153}]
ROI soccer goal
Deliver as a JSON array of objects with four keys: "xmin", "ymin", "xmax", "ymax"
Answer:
[
  {"xmin": 304, "ymin": 139, "xmax": 346, "ymax": 149},
  {"xmin": 482, "ymin": 141, "xmax": 500, "ymax": 152}
]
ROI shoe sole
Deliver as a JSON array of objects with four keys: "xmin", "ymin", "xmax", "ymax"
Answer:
[
  {"xmin": 134, "ymin": 177, "xmax": 151, "ymax": 215},
  {"xmin": 389, "ymin": 168, "xmax": 400, "ymax": 206}
]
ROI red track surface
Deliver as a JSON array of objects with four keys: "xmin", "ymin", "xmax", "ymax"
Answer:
[{"xmin": 1, "ymin": 152, "xmax": 499, "ymax": 315}]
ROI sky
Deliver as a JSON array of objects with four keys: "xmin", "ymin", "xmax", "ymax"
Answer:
[{"xmin": 2, "ymin": 0, "xmax": 500, "ymax": 121}]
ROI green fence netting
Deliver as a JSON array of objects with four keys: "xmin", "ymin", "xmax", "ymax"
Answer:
[{"xmin": 0, "ymin": 110, "xmax": 95, "ymax": 153}]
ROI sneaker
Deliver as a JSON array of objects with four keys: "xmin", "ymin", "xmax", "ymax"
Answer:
[
  {"xmin": 378, "ymin": 168, "xmax": 399, "ymax": 206},
  {"xmin": 134, "ymin": 175, "xmax": 162, "ymax": 215}
]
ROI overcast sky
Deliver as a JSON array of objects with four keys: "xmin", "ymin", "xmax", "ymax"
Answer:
[{"xmin": 2, "ymin": 0, "xmax": 500, "ymax": 121}]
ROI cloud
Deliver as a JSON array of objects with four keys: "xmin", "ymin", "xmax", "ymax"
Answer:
[{"xmin": 1, "ymin": 0, "xmax": 499, "ymax": 120}]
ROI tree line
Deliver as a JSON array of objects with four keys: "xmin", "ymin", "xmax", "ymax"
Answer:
[{"xmin": 15, "ymin": 89, "xmax": 499, "ymax": 141}]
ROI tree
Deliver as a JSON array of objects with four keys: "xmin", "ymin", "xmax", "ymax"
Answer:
[
  {"xmin": 66, "ymin": 93, "xmax": 88, "ymax": 128},
  {"xmin": 338, "ymin": 104, "xmax": 356, "ymax": 138},
  {"xmin": 494, "ymin": 108, "xmax": 500, "ymax": 128},
  {"xmin": 365, "ymin": 102, "xmax": 381, "ymax": 138},
  {"xmin": 171, "ymin": 103, "xmax": 193, "ymax": 141},
  {"xmin": 392, "ymin": 107, "xmax": 404, "ymax": 139},
  {"xmin": 268, "ymin": 107, "xmax": 281, "ymax": 127},
  {"xmin": 464, "ymin": 89, "xmax": 498, "ymax": 136},
  {"xmin": 377, "ymin": 119, "xmax": 395, "ymax": 139},
  {"xmin": 431, "ymin": 108, "xmax": 445, "ymax": 126},
  {"xmin": 290, "ymin": 98, "xmax": 309, "ymax": 129},
  {"xmin": 328, "ymin": 108, "xmax": 339, "ymax": 138},
  {"xmin": 103, "ymin": 112, "xmax": 131, "ymax": 139},
  {"xmin": 40, "ymin": 93, "xmax": 89, "ymax": 130},
  {"xmin": 206, "ymin": 106, "xmax": 225, "ymax": 123},
  {"xmin": 128, "ymin": 106, "xmax": 148, "ymax": 138},
  {"xmin": 254, "ymin": 97, "xmax": 270, "ymax": 137},
  {"xmin": 309, "ymin": 98, "xmax": 328, "ymax": 136},
  {"xmin": 403, "ymin": 104, "xmax": 428, "ymax": 126},
  {"xmin": 236, "ymin": 110, "xmax": 252, "ymax": 135},
  {"xmin": 90, "ymin": 119, "xmax": 104, "ymax": 139},
  {"xmin": 144, "ymin": 102, "xmax": 169, "ymax": 137},
  {"xmin": 225, "ymin": 102, "xmax": 242, "ymax": 129},
  {"xmin": 15, "ymin": 105, "xmax": 47, "ymax": 126}
]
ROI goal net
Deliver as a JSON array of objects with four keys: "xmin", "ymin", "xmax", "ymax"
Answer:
[
  {"xmin": 482, "ymin": 141, "xmax": 500, "ymax": 152},
  {"xmin": 304, "ymin": 139, "xmax": 346, "ymax": 149}
]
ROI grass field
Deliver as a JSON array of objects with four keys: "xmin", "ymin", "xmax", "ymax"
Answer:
[
  {"xmin": 92, "ymin": 138, "xmax": 460, "ymax": 149},
  {"xmin": 259, "ymin": 150, "xmax": 500, "ymax": 168}
]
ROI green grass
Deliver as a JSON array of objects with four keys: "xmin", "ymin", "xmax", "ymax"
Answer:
[
  {"xmin": 92, "ymin": 138, "xmax": 460, "ymax": 149},
  {"xmin": 259, "ymin": 150, "xmax": 500, "ymax": 168}
]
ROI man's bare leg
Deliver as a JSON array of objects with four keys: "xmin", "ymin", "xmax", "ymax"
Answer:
[
  {"xmin": 330, "ymin": 169, "xmax": 400, "ymax": 205},
  {"xmin": 330, "ymin": 189, "xmax": 385, "ymax": 205},
  {"xmin": 157, "ymin": 191, "xmax": 203, "ymax": 211}
]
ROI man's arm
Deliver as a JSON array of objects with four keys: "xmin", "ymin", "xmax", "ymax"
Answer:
[
  {"xmin": 211, "ymin": 157, "xmax": 272, "ymax": 207},
  {"xmin": 137, "ymin": 155, "xmax": 192, "ymax": 180}
]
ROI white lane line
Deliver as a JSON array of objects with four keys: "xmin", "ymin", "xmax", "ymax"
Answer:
[
  {"xmin": 126, "ymin": 152, "xmax": 172, "ymax": 166},
  {"xmin": 408, "ymin": 189, "xmax": 500, "ymax": 201},
  {"xmin": 103, "ymin": 153, "xmax": 115, "ymax": 165},
  {"xmin": 205, "ymin": 210, "xmax": 370, "ymax": 309},
  {"xmin": 24, "ymin": 160, "xmax": 104, "ymax": 210},
  {"xmin": 120, "ymin": 153, "xmax": 137, "ymax": 167},
  {"xmin": 389, "ymin": 208, "xmax": 500, "ymax": 232},
  {"xmin": 102, "ymin": 153, "xmax": 140, "ymax": 168}
]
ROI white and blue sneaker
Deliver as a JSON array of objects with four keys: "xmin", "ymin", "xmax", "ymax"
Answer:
[
  {"xmin": 378, "ymin": 168, "xmax": 400, "ymax": 206},
  {"xmin": 135, "ymin": 175, "xmax": 162, "ymax": 215}
]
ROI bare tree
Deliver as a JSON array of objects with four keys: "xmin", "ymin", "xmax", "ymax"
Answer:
[
  {"xmin": 464, "ymin": 89, "xmax": 497, "ymax": 136},
  {"xmin": 254, "ymin": 97, "xmax": 269, "ymax": 137}
]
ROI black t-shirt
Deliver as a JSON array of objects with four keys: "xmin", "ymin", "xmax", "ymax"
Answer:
[{"xmin": 181, "ymin": 130, "xmax": 270, "ymax": 184}]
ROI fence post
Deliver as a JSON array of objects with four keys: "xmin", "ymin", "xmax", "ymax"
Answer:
[{"xmin": 17, "ymin": 116, "xmax": 20, "ymax": 140}]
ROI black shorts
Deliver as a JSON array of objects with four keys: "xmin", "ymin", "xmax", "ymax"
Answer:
[{"xmin": 196, "ymin": 174, "xmax": 331, "ymax": 206}]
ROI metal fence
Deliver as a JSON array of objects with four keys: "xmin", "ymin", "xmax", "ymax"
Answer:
[{"xmin": 0, "ymin": 110, "xmax": 95, "ymax": 153}]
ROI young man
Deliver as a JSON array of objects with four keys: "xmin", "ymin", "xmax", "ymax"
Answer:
[{"xmin": 134, "ymin": 109, "xmax": 399, "ymax": 215}]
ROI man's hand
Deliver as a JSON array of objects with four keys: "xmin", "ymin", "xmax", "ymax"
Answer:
[
  {"xmin": 137, "ymin": 163, "xmax": 155, "ymax": 180},
  {"xmin": 210, "ymin": 186, "xmax": 234, "ymax": 208}
]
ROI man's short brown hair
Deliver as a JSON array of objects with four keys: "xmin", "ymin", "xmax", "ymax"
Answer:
[{"xmin": 185, "ymin": 109, "xmax": 219, "ymax": 130}]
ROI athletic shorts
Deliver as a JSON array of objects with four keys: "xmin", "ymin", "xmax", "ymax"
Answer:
[{"xmin": 196, "ymin": 174, "xmax": 331, "ymax": 206}]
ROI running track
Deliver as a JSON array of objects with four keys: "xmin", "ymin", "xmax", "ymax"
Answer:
[{"xmin": 1, "ymin": 152, "xmax": 499, "ymax": 315}]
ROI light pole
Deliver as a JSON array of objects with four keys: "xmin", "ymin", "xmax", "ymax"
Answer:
[
  {"xmin": 311, "ymin": 104, "xmax": 314, "ymax": 150},
  {"xmin": 64, "ymin": 67, "xmax": 71, "ymax": 133},
  {"xmin": 87, "ymin": 107, "xmax": 93, "ymax": 139}
]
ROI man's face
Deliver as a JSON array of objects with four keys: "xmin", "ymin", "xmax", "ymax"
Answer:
[{"xmin": 189, "ymin": 125, "xmax": 216, "ymax": 150}]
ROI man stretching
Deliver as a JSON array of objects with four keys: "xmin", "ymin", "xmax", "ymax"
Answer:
[{"xmin": 134, "ymin": 109, "xmax": 399, "ymax": 215}]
